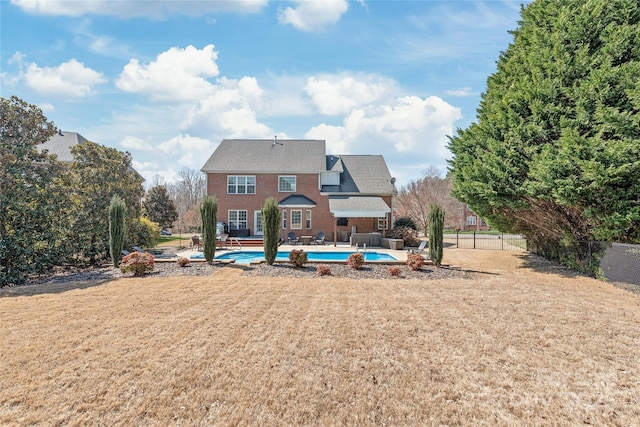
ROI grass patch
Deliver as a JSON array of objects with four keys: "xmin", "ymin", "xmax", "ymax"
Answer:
[{"xmin": 1, "ymin": 251, "xmax": 639, "ymax": 425}]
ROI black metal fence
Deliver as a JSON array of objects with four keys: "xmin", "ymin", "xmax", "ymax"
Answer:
[{"xmin": 446, "ymin": 231, "xmax": 527, "ymax": 251}]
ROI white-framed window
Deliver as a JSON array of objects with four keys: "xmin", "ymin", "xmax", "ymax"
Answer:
[
  {"xmin": 278, "ymin": 175, "xmax": 296, "ymax": 192},
  {"xmin": 291, "ymin": 210, "xmax": 302, "ymax": 229},
  {"xmin": 228, "ymin": 210, "xmax": 248, "ymax": 230},
  {"xmin": 378, "ymin": 215, "xmax": 388, "ymax": 230},
  {"xmin": 282, "ymin": 210, "xmax": 287, "ymax": 229},
  {"xmin": 306, "ymin": 209, "xmax": 312, "ymax": 229},
  {"xmin": 227, "ymin": 175, "xmax": 256, "ymax": 194},
  {"xmin": 466, "ymin": 215, "xmax": 477, "ymax": 226}
]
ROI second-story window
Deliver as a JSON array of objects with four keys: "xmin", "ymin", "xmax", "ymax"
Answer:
[
  {"xmin": 227, "ymin": 175, "xmax": 256, "ymax": 194},
  {"xmin": 278, "ymin": 176, "xmax": 296, "ymax": 192}
]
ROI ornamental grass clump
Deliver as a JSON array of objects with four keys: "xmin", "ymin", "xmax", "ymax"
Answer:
[
  {"xmin": 289, "ymin": 249, "xmax": 308, "ymax": 268},
  {"xmin": 316, "ymin": 264, "xmax": 331, "ymax": 276},
  {"xmin": 406, "ymin": 253, "xmax": 425, "ymax": 271},
  {"xmin": 346, "ymin": 252, "xmax": 365, "ymax": 270},
  {"xmin": 120, "ymin": 252, "xmax": 155, "ymax": 276}
]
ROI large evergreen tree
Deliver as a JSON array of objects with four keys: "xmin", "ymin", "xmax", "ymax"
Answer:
[
  {"xmin": 68, "ymin": 141, "xmax": 145, "ymax": 264},
  {"xmin": 144, "ymin": 185, "xmax": 178, "ymax": 229},
  {"xmin": 0, "ymin": 96, "xmax": 73, "ymax": 286},
  {"xmin": 448, "ymin": 0, "xmax": 640, "ymax": 272}
]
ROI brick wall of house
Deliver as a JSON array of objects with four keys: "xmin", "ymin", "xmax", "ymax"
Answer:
[{"xmin": 207, "ymin": 173, "xmax": 392, "ymax": 241}]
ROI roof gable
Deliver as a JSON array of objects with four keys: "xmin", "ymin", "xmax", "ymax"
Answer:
[
  {"xmin": 322, "ymin": 155, "xmax": 395, "ymax": 194},
  {"xmin": 40, "ymin": 131, "xmax": 88, "ymax": 162},
  {"xmin": 201, "ymin": 139, "xmax": 326, "ymax": 173}
]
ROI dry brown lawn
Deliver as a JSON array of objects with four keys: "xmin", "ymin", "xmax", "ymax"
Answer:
[{"xmin": 1, "ymin": 249, "xmax": 639, "ymax": 426}]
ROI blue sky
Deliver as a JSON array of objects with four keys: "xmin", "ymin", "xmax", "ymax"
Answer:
[{"xmin": 1, "ymin": 0, "xmax": 529, "ymax": 187}]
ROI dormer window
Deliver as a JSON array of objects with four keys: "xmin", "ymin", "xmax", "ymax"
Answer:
[{"xmin": 278, "ymin": 176, "xmax": 296, "ymax": 192}]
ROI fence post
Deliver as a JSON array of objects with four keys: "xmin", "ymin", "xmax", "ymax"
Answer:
[
  {"xmin": 473, "ymin": 230, "xmax": 476, "ymax": 249},
  {"xmin": 456, "ymin": 230, "xmax": 459, "ymax": 248},
  {"xmin": 502, "ymin": 233, "xmax": 504, "ymax": 250}
]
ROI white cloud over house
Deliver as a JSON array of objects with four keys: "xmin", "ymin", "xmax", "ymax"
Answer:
[
  {"xmin": 306, "ymin": 94, "xmax": 462, "ymax": 169},
  {"xmin": 304, "ymin": 74, "xmax": 397, "ymax": 115}
]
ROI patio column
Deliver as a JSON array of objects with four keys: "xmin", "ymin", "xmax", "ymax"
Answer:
[{"xmin": 333, "ymin": 215, "xmax": 337, "ymax": 247}]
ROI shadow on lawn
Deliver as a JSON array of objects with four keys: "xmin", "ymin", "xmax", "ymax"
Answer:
[
  {"xmin": 516, "ymin": 252, "xmax": 590, "ymax": 279},
  {"xmin": 1, "ymin": 277, "xmax": 114, "ymax": 298}
]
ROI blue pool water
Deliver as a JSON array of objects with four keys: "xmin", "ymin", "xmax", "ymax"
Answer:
[{"xmin": 190, "ymin": 250, "xmax": 397, "ymax": 264}]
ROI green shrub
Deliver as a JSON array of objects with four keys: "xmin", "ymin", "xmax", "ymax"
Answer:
[
  {"xmin": 429, "ymin": 204, "xmax": 444, "ymax": 267},
  {"xmin": 346, "ymin": 252, "xmax": 365, "ymax": 270},
  {"xmin": 109, "ymin": 195, "xmax": 126, "ymax": 268},
  {"xmin": 394, "ymin": 217, "xmax": 417, "ymax": 230},
  {"xmin": 289, "ymin": 249, "xmax": 308, "ymax": 267},
  {"xmin": 120, "ymin": 252, "xmax": 155, "ymax": 276},
  {"xmin": 406, "ymin": 253, "xmax": 425, "ymax": 271},
  {"xmin": 262, "ymin": 197, "xmax": 281, "ymax": 265},
  {"xmin": 200, "ymin": 196, "xmax": 218, "ymax": 264},
  {"xmin": 126, "ymin": 217, "xmax": 160, "ymax": 250}
]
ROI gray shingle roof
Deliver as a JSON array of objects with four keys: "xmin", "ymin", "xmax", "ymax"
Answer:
[
  {"xmin": 39, "ymin": 131, "xmax": 88, "ymax": 162},
  {"xmin": 201, "ymin": 139, "xmax": 326, "ymax": 173},
  {"xmin": 278, "ymin": 194, "xmax": 317, "ymax": 207},
  {"xmin": 322, "ymin": 155, "xmax": 395, "ymax": 195}
]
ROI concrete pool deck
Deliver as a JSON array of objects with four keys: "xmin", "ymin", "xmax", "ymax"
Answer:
[{"xmin": 175, "ymin": 241, "xmax": 415, "ymax": 263}]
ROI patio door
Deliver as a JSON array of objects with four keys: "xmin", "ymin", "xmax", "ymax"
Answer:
[{"xmin": 254, "ymin": 210, "xmax": 263, "ymax": 236}]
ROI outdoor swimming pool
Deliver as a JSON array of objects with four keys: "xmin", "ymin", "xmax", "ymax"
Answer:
[{"xmin": 190, "ymin": 251, "xmax": 398, "ymax": 264}]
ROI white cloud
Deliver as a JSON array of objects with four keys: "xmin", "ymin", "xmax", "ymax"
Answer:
[
  {"xmin": 157, "ymin": 134, "xmax": 217, "ymax": 168},
  {"xmin": 120, "ymin": 136, "xmax": 153, "ymax": 152},
  {"xmin": 116, "ymin": 45, "xmax": 219, "ymax": 101},
  {"xmin": 278, "ymin": 0, "xmax": 348, "ymax": 32},
  {"xmin": 23, "ymin": 59, "xmax": 107, "ymax": 97},
  {"xmin": 11, "ymin": 0, "xmax": 267, "ymax": 19},
  {"xmin": 306, "ymin": 95, "xmax": 462, "ymax": 165},
  {"xmin": 445, "ymin": 87, "xmax": 473, "ymax": 97},
  {"xmin": 304, "ymin": 74, "xmax": 397, "ymax": 115},
  {"xmin": 38, "ymin": 102, "xmax": 55, "ymax": 112},
  {"xmin": 180, "ymin": 76, "xmax": 272, "ymax": 138}
]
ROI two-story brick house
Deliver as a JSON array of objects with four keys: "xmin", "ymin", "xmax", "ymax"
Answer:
[{"xmin": 200, "ymin": 139, "xmax": 396, "ymax": 244}]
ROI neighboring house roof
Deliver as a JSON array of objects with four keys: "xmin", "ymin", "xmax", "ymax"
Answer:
[
  {"xmin": 328, "ymin": 195, "xmax": 391, "ymax": 218},
  {"xmin": 278, "ymin": 194, "xmax": 317, "ymax": 207},
  {"xmin": 201, "ymin": 139, "xmax": 327, "ymax": 173},
  {"xmin": 40, "ymin": 130, "xmax": 144, "ymax": 181},
  {"xmin": 39, "ymin": 131, "xmax": 88, "ymax": 162},
  {"xmin": 321, "ymin": 155, "xmax": 395, "ymax": 195}
]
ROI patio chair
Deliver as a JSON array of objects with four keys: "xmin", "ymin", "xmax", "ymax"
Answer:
[
  {"xmin": 191, "ymin": 235, "xmax": 202, "ymax": 251},
  {"xmin": 218, "ymin": 233, "xmax": 229, "ymax": 249},
  {"xmin": 408, "ymin": 240, "xmax": 427, "ymax": 254},
  {"xmin": 313, "ymin": 231, "xmax": 326, "ymax": 245},
  {"xmin": 287, "ymin": 232, "xmax": 299, "ymax": 245}
]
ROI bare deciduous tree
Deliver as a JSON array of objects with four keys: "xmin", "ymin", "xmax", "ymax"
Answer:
[{"xmin": 395, "ymin": 166, "xmax": 464, "ymax": 233}]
